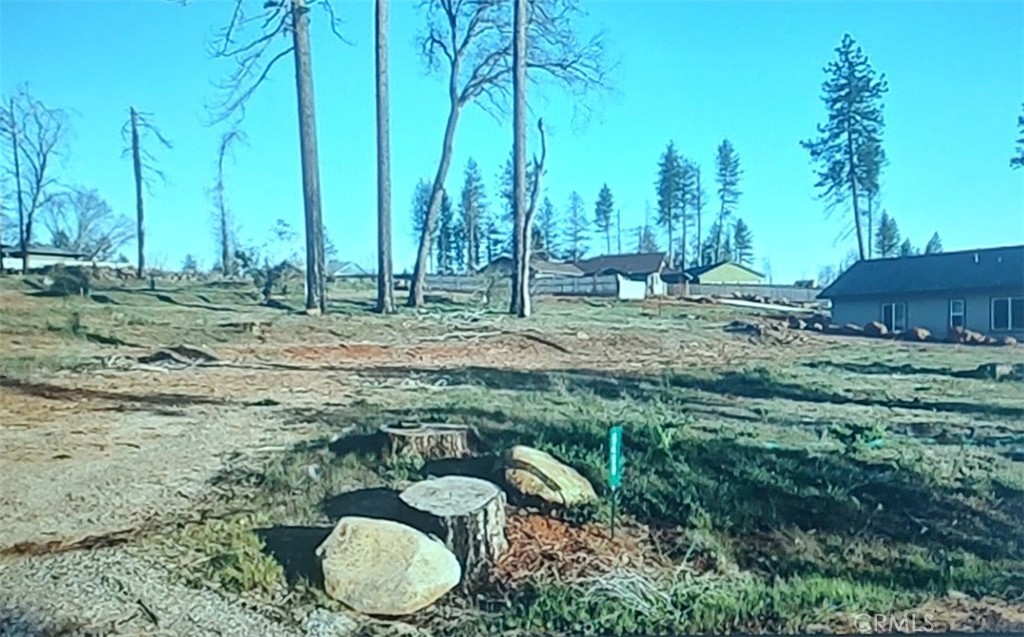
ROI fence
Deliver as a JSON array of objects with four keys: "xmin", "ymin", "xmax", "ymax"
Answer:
[
  {"xmin": 422, "ymin": 273, "xmax": 620, "ymax": 297},
  {"xmin": 681, "ymin": 283, "xmax": 823, "ymax": 303},
  {"xmin": 418, "ymin": 275, "xmax": 824, "ymax": 303}
]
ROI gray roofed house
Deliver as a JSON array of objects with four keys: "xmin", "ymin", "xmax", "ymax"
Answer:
[
  {"xmin": 575, "ymin": 252, "xmax": 669, "ymax": 298},
  {"xmin": 818, "ymin": 245, "xmax": 1024, "ymax": 338}
]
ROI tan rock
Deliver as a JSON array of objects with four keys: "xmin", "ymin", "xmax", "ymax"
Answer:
[
  {"xmin": 316, "ymin": 517, "xmax": 461, "ymax": 616},
  {"xmin": 503, "ymin": 445, "xmax": 597, "ymax": 506},
  {"xmin": 864, "ymin": 321, "xmax": 889, "ymax": 337}
]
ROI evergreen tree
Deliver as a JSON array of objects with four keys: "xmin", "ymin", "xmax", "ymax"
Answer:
[
  {"xmin": 637, "ymin": 225, "xmax": 659, "ymax": 254},
  {"xmin": 924, "ymin": 232, "xmax": 943, "ymax": 254},
  {"xmin": 563, "ymin": 191, "xmax": 589, "ymax": 261},
  {"xmin": 678, "ymin": 159, "xmax": 699, "ymax": 268},
  {"xmin": 498, "ymin": 153, "xmax": 535, "ymax": 256},
  {"xmin": 1011, "ymin": 103, "xmax": 1024, "ymax": 170},
  {"xmin": 875, "ymin": 211, "xmax": 900, "ymax": 257},
  {"xmin": 535, "ymin": 196, "xmax": 559, "ymax": 259},
  {"xmin": 858, "ymin": 139, "xmax": 885, "ymax": 257},
  {"xmin": 410, "ymin": 178, "xmax": 434, "ymax": 269},
  {"xmin": 899, "ymin": 238, "xmax": 915, "ymax": 257},
  {"xmin": 690, "ymin": 164, "xmax": 707, "ymax": 265},
  {"xmin": 656, "ymin": 142, "xmax": 683, "ymax": 265},
  {"xmin": 594, "ymin": 183, "xmax": 614, "ymax": 254},
  {"xmin": 451, "ymin": 218, "xmax": 467, "ymax": 272},
  {"xmin": 732, "ymin": 218, "xmax": 753, "ymax": 265},
  {"xmin": 802, "ymin": 33, "xmax": 888, "ymax": 261},
  {"xmin": 714, "ymin": 139, "xmax": 742, "ymax": 262},
  {"xmin": 435, "ymin": 192, "xmax": 455, "ymax": 273},
  {"xmin": 459, "ymin": 158, "xmax": 487, "ymax": 271}
]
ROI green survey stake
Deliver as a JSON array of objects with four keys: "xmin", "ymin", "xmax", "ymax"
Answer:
[{"xmin": 608, "ymin": 425, "xmax": 623, "ymax": 538}]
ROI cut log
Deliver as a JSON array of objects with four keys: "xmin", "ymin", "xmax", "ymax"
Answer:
[
  {"xmin": 399, "ymin": 476, "xmax": 508, "ymax": 585},
  {"xmin": 380, "ymin": 423, "xmax": 472, "ymax": 462}
]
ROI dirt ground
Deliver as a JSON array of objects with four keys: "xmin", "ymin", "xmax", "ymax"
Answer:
[{"xmin": 2, "ymin": 280, "xmax": 1023, "ymax": 635}]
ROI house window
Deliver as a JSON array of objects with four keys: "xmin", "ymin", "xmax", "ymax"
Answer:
[
  {"xmin": 949, "ymin": 299, "xmax": 965, "ymax": 329},
  {"xmin": 992, "ymin": 297, "xmax": 1024, "ymax": 331},
  {"xmin": 881, "ymin": 302, "xmax": 907, "ymax": 332}
]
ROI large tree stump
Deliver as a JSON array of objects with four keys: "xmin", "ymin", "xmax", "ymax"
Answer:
[
  {"xmin": 399, "ymin": 476, "xmax": 508, "ymax": 584},
  {"xmin": 380, "ymin": 423, "xmax": 472, "ymax": 462}
]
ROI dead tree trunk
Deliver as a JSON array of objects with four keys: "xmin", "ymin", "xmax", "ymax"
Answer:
[
  {"xmin": 380, "ymin": 423, "xmax": 472, "ymax": 462},
  {"xmin": 9, "ymin": 97, "xmax": 27, "ymax": 274},
  {"xmin": 375, "ymin": 0, "xmax": 395, "ymax": 314},
  {"xmin": 291, "ymin": 0, "xmax": 326, "ymax": 315},
  {"xmin": 408, "ymin": 103, "xmax": 461, "ymax": 308},
  {"xmin": 130, "ymin": 107, "xmax": 144, "ymax": 279},
  {"xmin": 399, "ymin": 476, "xmax": 508, "ymax": 584},
  {"xmin": 509, "ymin": 0, "xmax": 528, "ymax": 317}
]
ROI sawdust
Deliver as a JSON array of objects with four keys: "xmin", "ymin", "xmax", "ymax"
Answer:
[{"xmin": 492, "ymin": 512, "xmax": 660, "ymax": 587}]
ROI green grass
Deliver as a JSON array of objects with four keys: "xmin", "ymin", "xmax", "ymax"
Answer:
[{"xmin": 3, "ymin": 274, "xmax": 1023, "ymax": 633}]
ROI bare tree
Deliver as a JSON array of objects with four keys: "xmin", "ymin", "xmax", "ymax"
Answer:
[
  {"xmin": 122, "ymin": 107, "xmax": 171, "ymax": 278},
  {"xmin": 40, "ymin": 187, "xmax": 133, "ymax": 260},
  {"xmin": 204, "ymin": 0, "xmax": 346, "ymax": 314},
  {"xmin": 375, "ymin": 0, "xmax": 395, "ymax": 313},
  {"xmin": 211, "ymin": 129, "xmax": 247, "ymax": 275},
  {"xmin": 408, "ymin": 0, "xmax": 607, "ymax": 307},
  {"xmin": 1, "ymin": 86, "xmax": 69, "ymax": 273}
]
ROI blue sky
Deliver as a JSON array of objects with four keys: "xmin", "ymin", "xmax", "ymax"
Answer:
[{"xmin": 2, "ymin": 0, "xmax": 1022, "ymax": 283}]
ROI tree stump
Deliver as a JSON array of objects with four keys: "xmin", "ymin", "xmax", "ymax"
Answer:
[
  {"xmin": 399, "ymin": 476, "xmax": 508, "ymax": 584},
  {"xmin": 380, "ymin": 423, "xmax": 472, "ymax": 462}
]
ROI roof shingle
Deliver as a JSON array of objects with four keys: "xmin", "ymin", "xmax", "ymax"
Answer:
[
  {"xmin": 575, "ymin": 252, "xmax": 667, "ymax": 276},
  {"xmin": 818, "ymin": 245, "xmax": 1024, "ymax": 299}
]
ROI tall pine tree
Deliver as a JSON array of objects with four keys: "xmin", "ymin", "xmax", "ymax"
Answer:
[
  {"xmin": 536, "ymin": 196, "xmax": 560, "ymax": 259},
  {"xmin": 875, "ymin": 211, "xmax": 900, "ymax": 258},
  {"xmin": 594, "ymin": 184, "xmax": 614, "ymax": 254},
  {"xmin": 1011, "ymin": 103, "xmax": 1024, "ymax": 170},
  {"xmin": 656, "ymin": 143, "xmax": 683, "ymax": 264},
  {"xmin": 435, "ymin": 192, "xmax": 456, "ymax": 274},
  {"xmin": 691, "ymin": 164, "xmax": 706, "ymax": 266},
  {"xmin": 802, "ymin": 33, "xmax": 888, "ymax": 261},
  {"xmin": 924, "ymin": 232, "xmax": 943, "ymax": 254},
  {"xmin": 459, "ymin": 158, "xmax": 487, "ymax": 271},
  {"xmin": 714, "ymin": 139, "xmax": 742, "ymax": 263},
  {"xmin": 564, "ymin": 191, "xmax": 589, "ymax": 261},
  {"xmin": 732, "ymin": 218, "xmax": 753, "ymax": 265}
]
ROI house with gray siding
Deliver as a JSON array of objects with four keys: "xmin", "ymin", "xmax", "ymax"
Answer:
[{"xmin": 818, "ymin": 245, "xmax": 1024, "ymax": 339}]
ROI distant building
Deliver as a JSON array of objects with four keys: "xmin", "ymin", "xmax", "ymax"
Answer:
[
  {"xmin": 818, "ymin": 245, "xmax": 1024, "ymax": 338},
  {"xmin": 0, "ymin": 244, "xmax": 92, "ymax": 271},
  {"xmin": 479, "ymin": 256, "xmax": 585, "ymax": 278},
  {"xmin": 683, "ymin": 261, "xmax": 765, "ymax": 285},
  {"xmin": 575, "ymin": 252, "xmax": 669, "ymax": 299}
]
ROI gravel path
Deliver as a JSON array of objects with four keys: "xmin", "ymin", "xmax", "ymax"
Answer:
[{"xmin": 0, "ymin": 546, "xmax": 304, "ymax": 637}]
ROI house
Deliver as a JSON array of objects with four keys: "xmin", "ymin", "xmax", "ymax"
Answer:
[
  {"xmin": 479, "ymin": 256, "xmax": 585, "ymax": 278},
  {"xmin": 817, "ymin": 245, "xmax": 1024, "ymax": 338},
  {"xmin": 684, "ymin": 261, "xmax": 765, "ymax": 285},
  {"xmin": 1, "ymin": 244, "xmax": 91, "ymax": 271},
  {"xmin": 575, "ymin": 252, "xmax": 669, "ymax": 299}
]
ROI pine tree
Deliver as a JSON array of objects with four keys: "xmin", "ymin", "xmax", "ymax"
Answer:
[
  {"xmin": 732, "ymin": 218, "xmax": 753, "ymax": 265},
  {"xmin": 498, "ymin": 153, "xmax": 535, "ymax": 256},
  {"xmin": 435, "ymin": 192, "xmax": 455, "ymax": 274},
  {"xmin": 924, "ymin": 232, "xmax": 943, "ymax": 254},
  {"xmin": 802, "ymin": 33, "xmax": 888, "ymax": 261},
  {"xmin": 536, "ymin": 196, "xmax": 559, "ymax": 259},
  {"xmin": 714, "ymin": 139, "xmax": 742, "ymax": 262},
  {"xmin": 410, "ymin": 179, "xmax": 435, "ymax": 269},
  {"xmin": 691, "ymin": 164, "xmax": 706, "ymax": 266},
  {"xmin": 899, "ymin": 238, "xmax": 915, "ymax": 257},
  {"xmin": 594, "ymin": 183, "xmax": 614, "ymax": 254},
  {"xmin": 875, "ymin": 211, "xmax": 900, "ymax": 257},
  {"xmin": 1011, "ymin": 103, "xmax": 1024, "ymax": 170},
  {"xmin": 858, "ymin": 139, "xmax": 884, "ymax": 258},
  {"xmin": 459, "ymin": 158, "xmax": 487, "ymax": 271},
  {"xmin": 656, "ymin": 143, "xmax": 683, "ymax": 264},
  {"xmin": 564, "ymin": 191, "xmax": 589, "ymax": 261},
  {"xmin": 637, "ymin": 225, "xmax": 659, "ymax": 254}
]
